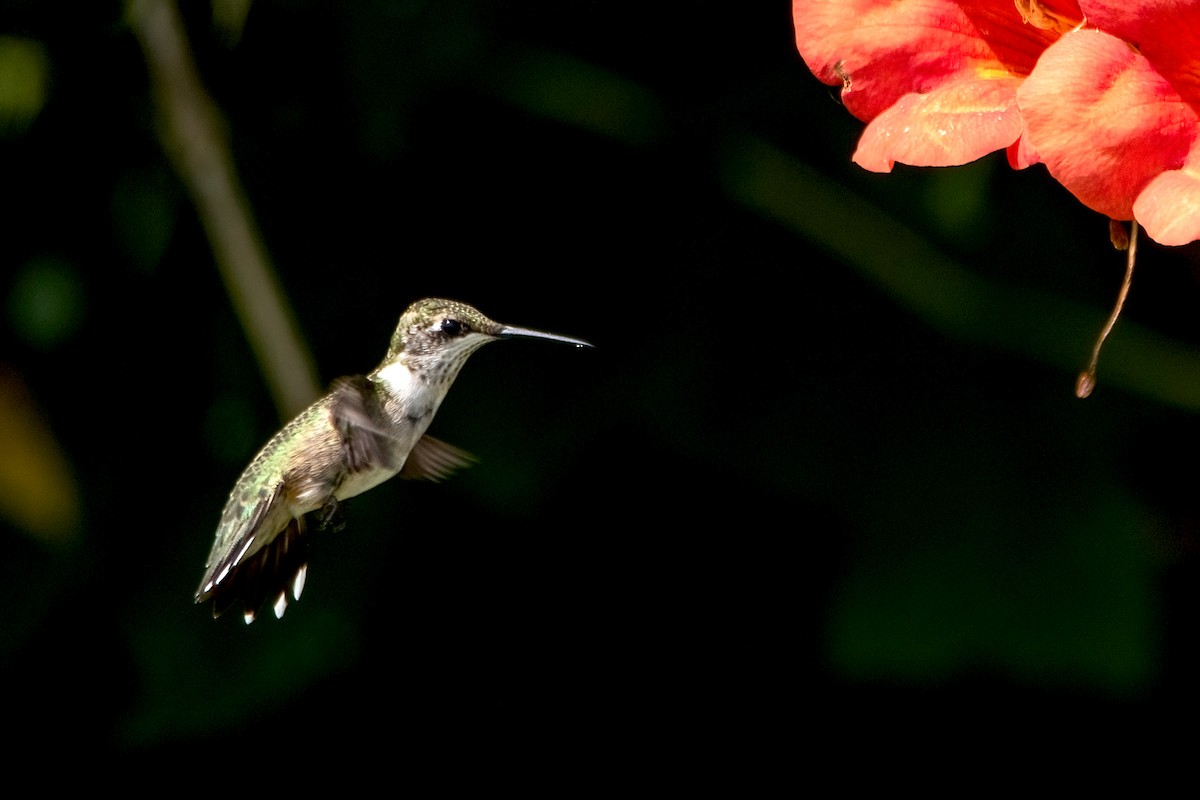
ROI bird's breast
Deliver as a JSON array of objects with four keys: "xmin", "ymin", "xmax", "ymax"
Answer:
[{"xmin": 334, "ymin": 463, "xmax": 401, "ymax": 500}]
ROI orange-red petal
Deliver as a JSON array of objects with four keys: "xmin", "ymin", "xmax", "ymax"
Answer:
[
  {"xmin": 1079, "ymin": 0, "xmax": 1200, "ymax": 244},
  {"xmin": 1081, "ymin": 0, "xmax": 1200, "ymax": 102},
  {"xmin": 853, "ymin": 77, "xmax": 1026, "ymax": 171},
  {"xmin": 1017, "ymin": 28, "xmax": 1198, "ymax": 222},
  {"xmin": 1133, "ymin": 147, "xmax": 1200, "ymax": 246},
  {"xmin": 794, "ymin": 0, "xmax": 1076, "ymax": 171}
]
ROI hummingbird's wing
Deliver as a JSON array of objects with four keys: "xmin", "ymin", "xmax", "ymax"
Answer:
[
  {"xmin": 329, "ymin": 376, "xmax": 477, "ymax": 480},
  {"xmin": 329, "ymin": 375, "xmax": 397, "ymax": 474},
  {"xmin": 400, "ymin": 435, "xmax": 478, "ymax": 481}
]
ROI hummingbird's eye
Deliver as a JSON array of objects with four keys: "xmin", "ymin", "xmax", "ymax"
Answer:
[{"xmin": 440, "ymin": 318, "xmax": 466, "ymax": 337}]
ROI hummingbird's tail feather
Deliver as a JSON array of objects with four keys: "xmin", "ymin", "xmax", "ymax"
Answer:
[{"xmin": 200, "ymin": 515, "xmax": 309, "ymax": 623}]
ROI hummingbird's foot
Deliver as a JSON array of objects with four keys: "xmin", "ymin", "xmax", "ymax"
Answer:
[{"xmin": 317, "ymin": 496, "xmax": 348, "ymax": 533}]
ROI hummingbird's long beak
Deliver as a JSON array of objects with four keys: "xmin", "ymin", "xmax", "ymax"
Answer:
[{"xmin": 498, "ymin": 325, "xmax": 593, "ymax": 348}]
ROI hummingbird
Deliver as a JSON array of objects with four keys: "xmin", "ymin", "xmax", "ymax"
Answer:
[{"xmin": 196, "ymin": 297, "xmax": 592, "ymax": 623}]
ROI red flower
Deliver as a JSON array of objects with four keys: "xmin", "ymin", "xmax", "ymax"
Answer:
[{"xmin": 793, "ymin": 0, "xmax": 1200, "ymax": 246}]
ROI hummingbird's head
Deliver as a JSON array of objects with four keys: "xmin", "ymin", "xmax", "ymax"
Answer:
[
  {"xmin": 387, "ymin": 298, "xmax": 592, "ymax": 383},
  {"xmin": 390, "ymin": 298, "xmax": 502, "ymax": 358}
]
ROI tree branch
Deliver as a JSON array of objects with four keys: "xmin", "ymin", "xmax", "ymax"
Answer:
[{"xmin": 127, "ymin": 0, "xmax": 319, "ymax": 419}]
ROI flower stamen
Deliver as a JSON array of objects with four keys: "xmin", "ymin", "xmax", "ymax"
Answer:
[
  {"xmin": 833, "ymin": 61, "xmax": 852, "ymax": 92},
  {"xmin": 1076, "ymin": 220, "xmax": 1138, "ymax": 398},
  {"xmin": 1014, "ymin": 0, "xmax": 1084, "ymax": 35}
]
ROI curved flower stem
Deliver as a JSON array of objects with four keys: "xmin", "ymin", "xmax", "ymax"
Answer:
[
  {"xmin": 1076, "ymin": 220, "xmax": 1138, "ymax": 399},
  {"xmin": 126, "ymin": 0, "xmax": 319, "ymax": 419}
]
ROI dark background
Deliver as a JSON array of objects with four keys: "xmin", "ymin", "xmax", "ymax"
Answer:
[{"xmin": 3, "ymin": 0, "xmax": 1200, "ymax": 772}]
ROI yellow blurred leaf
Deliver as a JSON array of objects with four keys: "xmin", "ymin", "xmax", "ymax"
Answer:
[
  {"xmin": 0, "ymin": 35, "xmax": 49, "ymax": 137},
  {"xmin": 0, "ymin": 366, "xmax": 80, "ymax": 543}
]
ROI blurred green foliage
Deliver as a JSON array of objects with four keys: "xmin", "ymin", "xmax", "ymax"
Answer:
[{"xmin": 7, "ymin": 255, "xmax": 85, "ymax": 349}]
